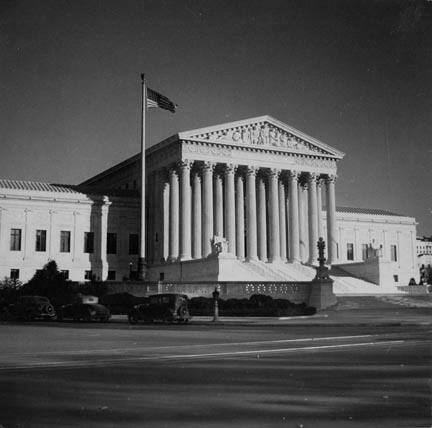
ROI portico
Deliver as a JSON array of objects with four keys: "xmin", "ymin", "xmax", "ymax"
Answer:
[{"xmin": 144, "ymin": 116, "xmax": 344, "ymax": 281}]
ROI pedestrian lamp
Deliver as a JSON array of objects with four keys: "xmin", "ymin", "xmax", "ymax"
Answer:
[{"xmin": 212, "ymin": 286, "xmax": 220, "ymax": 322}]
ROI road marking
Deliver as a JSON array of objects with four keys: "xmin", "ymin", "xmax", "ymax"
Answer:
[
  {"xmin": 3, "ymin": 334, "xmax": 377, "ymax": 356},
  {"xmin": 0, "ymin": 339, "xmax": 406, "ymax": 371}
]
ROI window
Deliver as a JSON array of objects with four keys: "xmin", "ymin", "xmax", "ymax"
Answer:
[
  {"xmin": 10, "ymin": 229, "xmax": 22, "ymax": 251},
  {"xmin": 346, "ymin": 243, "xmax": 354, "ymax": 261},
  {"xmin": 129, "ymin": 233, "xmax": 139, "ymax": 255},
  {"xmin": 393, "ymin": 275, "xmax": 399, "ymax": 282},
  {"xmin": 133, "ymin": 179, "xmax": 137, "ymax": 189},
  {"xmin": 361, "ymin": 244, "xmax": 368, "ymax": 261},
  {"xmin": 107, "ymin": 270, "xmax": 116, "ymax": 280},
  {"xmin": 10, "ymin": 269, "xmax": 19, "ymax": 280},
  {"xmin": 35, "ymin": 229, "xmax": 47, "ymax": 252},
  {"xmin": 390, "ymin": 245, "xmax": 397, "ymax": 262},
  {"xmin": 107, "ymin": 233, "xmax": 117, "ymax": 254},
  {"xmin": 336, "ymin": 243, "xmax": 339, "ymax": 259},
  {"xmin": 84, "ymin": 232, "xmax": 94, "ymax": 253},
  {"xmin": 84, "ymin": 270, "xmax": 93, "ymax": 280},
  {"xmin": 61, "ymin": 270, "xmax": 69, "ymax": 280},
  {"xmin": 60, "ymin": 231, "xmax": 71, "ymax": 253}
]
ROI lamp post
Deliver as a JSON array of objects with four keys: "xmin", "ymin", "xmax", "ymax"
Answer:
[
  {"xmin": 212, "ymin": 286, "xmax": 220, "ymax": 322},
  {"xmin": 129, "ymin": 262, "xmax": 133, "ymax": 280}
]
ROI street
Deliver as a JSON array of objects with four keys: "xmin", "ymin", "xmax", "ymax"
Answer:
[{"xmin": 0, "ymin": 307, "xmax": 431, "ymax": 427}]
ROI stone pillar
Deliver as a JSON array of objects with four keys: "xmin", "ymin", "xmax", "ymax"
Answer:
[
  {"xmin": 202, "ymin": 162, "xmax": 215, "ymax": 257},
  {"xmin": 235, "ymin": 174, "xmax": 245, "ymax": 260},
  {"xmin": 288, "ymin": 171, "xmax": 300, "ymax": 262},
  {"xmin": 179, "ymin": 160, "xmax": 192, "ymax": 261},
  {"xmin": 152, "ymin": 171, "xmax": 162, "ymax": 263},
  {"xmin": 299, "ymin": 181, "xmax": 308, "ymax": 263},
  {"xmin": 279, "ymin": 178, "xmax": 287, "ymax": 262},
  {"xmin": 224, "ymin": 164, "xmax": 236, "ymax": 254},
  {"xmin": 192, "ymin": 171, "xmax": 202, "ymax": 259},
  {"xmin": 257, "ymin": 175, "xmax": 267, "ymax": 262},
  {"xmin": 168, "ymin": 167, "xmax": 179, "ymax": 261},
  {"xmin": 162, "ymin": 175, "xmax": 170, "ymax": 262},
  {"xmin": 268, "ymin": 168, "xmax": 281, "ymax": 263},
  {"xmin": 214, "ymin": 172, "xmax": 224, "ymax": 237},
  {"xmin": 246, "ymin": 166, "xmax": 258, "ymax": 261},
  {"xmin": 326, "ymin": 174, "xmax": 337, "ymax": 265},
  {"xmin": 317, "ymin": 178, "xmax": 324, "ymax": 240},
  {"xmin": 308, "ymin": 173, "xmax": 318, "ymax": 265}
]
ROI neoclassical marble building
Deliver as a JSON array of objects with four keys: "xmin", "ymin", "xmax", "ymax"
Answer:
[{"xmin": 0, "ymin": 116, "xmax": 419, "ymax": 291}]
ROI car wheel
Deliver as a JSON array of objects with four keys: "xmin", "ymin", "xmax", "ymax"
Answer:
[
  {"xmin": 83, "ymin": 311, "xmax": 92, "ymax": 322},
  {"xmin": 128, "ymin": 313, "xmax": 138, "ymax": 324}
]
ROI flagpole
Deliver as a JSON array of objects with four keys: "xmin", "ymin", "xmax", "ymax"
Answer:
[{"xmin": 138, "ymin": 73, "xmax": 147, "ymax": 280}]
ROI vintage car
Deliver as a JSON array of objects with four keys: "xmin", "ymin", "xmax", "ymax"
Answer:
[
  {"xmin": 5, "ymin": 295, "xmax": 56, "ymax": 321},
  {"xmin": 100, "ymin": 292, "xmax": 148, "ymax": 315},
  {"xmin": 57, "ymin": 294, "xmax": 110, "ymax": 322},
  {"xmin": 128, "ymin": 293, "xmax": 191, "ymax": 324}
]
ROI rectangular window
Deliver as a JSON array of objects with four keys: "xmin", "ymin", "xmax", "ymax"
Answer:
[
  {"xmin": 336, "ymin": 243, "xmax": 339, "ymax": 259},
  {"xmin": 84, "ymin": 232, "xmax": 94, "ymax": 253},
  {"xmin": 107, "ymin": 270, "xmax": 116, "ymax": 280},
  {"xmin": 84, "ymin": 270, "xmax": 92, "ymax": 280},
  {"xmin": 35, "ymin": 229, "xmax": 47, "ymax": 252},
  {"xmin": 107, "ymin": 233, "xmax": 117, "ymax": 254},
  {"xmin": 10, "ymin": 269, "xmax": 19, "ymax": 280},
  {"xmin": 361, "ymin": 244, "xmax": 368, "ymax": 261},
  {"xmin": 129, "ymin": 233, "xmax": 139, "ymax": 255},
  {"xmin": 393, "ymin": 274, "xmax": 399, "ymax": 282},
  {"xmin": 347, "ymin": 243, "xmax": 354, "ymax": 261},
  {"xmin": 10, "ymin": 229, "xmax": 22, "ymax": 251},
  {"xmin": 390, "ymin": 245, "xmax": 398, "ymax": 262},
  {"xmin": 61, "ymin": 270, "xmax": 69, "ymax": 280},
  {"xmin": 60, "ymin": 231, "xmax": 71, "ymax": 252}
]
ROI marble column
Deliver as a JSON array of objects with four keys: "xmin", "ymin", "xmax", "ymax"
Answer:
[
  {"xmin": 288, "ymin": 171, "xmax": 300, "ymax": 262},
  {"xmin": 246, "ymin": 166, "xmax": 258, "ymax": 261},
  {"xmin": 326, "ymin": 174, "xmax": 337, "ymax": 265},
  {"xmin": 224, "ymin": 164, "xmax": 236, "ymax": 254},
  {"xmin": 202, "ymin": 162, "xmax": 215, "ymax": 257},
  {"xmin": 299, "ymin": 181, "xmax": 308, "ymax": 263},
  {"xmin": 307, "ymin": 173, "xmax": 318, "ymax": 265},
  {"xmin": 279, "ymin": 178, "xmax": 287, "ymax": 262},
  {"xmin": 179, "ymin": 160, "xmax": 192, "ymax": 261},
  {"xmin": 235, "ymin": 174, "xmax": 245, "ymax": 260},
  {"xmin": 192, "ymin": 171, "xmax": 202, "ymax": 259},
  {"xmin": 153, "ymin": 170, "xmax": 163, "ymax": 263},
  {"xmin": 168, "ymin": 167, "xmax": 179, "ymax": 261},
  {"xmin": 162, "ymin": 175, "xmax": 170, "ymax": 261},
  {"xmin": 257, "ymin": 175, "xmax": 267, "ymax": 262},
  {"xmin": 317, "ymin": 178, "xmax": 324, "ymax": 240},
  {"xmin": 214, "ymin": 172, "xmax": 224, "ymax": 237},
  {"xmin": 268, "ymin": 168, "xmax": 281, "ymax": 263}
]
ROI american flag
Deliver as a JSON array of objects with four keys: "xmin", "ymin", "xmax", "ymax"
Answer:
[{"xmin": 147, "ymin": 87, "xmax": 177, "ymax": 113}]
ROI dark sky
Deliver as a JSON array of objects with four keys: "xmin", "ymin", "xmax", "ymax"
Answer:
[{"xmin": 0, "ymin": 0, "xmax": 431, "ymax": 234}]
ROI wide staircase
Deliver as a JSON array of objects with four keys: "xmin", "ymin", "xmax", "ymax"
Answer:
[{"xmin": 239, "ymin": 260, "xmax": 395, "ymax": 294}]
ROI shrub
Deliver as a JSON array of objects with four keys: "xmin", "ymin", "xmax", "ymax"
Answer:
[
  {"xmin": 188, "ymin": 294, "xmax": 316, "ymax": 317},
  {"xmin": 22, "ymin": 260, "xmax": 74, "ymax": 306}
]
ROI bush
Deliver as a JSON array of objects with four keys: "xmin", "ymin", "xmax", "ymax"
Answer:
[
  {"xmin": 189, "ymin": 294, "xmax": 316, "ymax": 317},
  {"xmin": 22, "ymin": 260, "xmax": 74, "ymax": 307},
  {"xmin": 0, "ymin": 277, "xmax": 23, "ymax": 305}
]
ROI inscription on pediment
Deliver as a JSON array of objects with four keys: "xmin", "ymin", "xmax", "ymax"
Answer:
[{"xmin": 191, "ymin": 123, "xmax": 328, "ymax": 155}]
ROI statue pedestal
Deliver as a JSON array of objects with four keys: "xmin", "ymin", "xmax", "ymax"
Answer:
[{"xmin": 309, "ymin": 277, "xmax": 337, "ymax": 310}]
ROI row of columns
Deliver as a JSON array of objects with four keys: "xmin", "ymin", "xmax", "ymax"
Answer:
[{"xmin": 147, "ymin": 162, "xmax": 337, "ymax": 266}]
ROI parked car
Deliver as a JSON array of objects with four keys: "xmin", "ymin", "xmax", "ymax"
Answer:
[
  {"xmin": 57, "ymin": 294, "xmax": 110, "ymax": 322},
  {"xmin": 100, "ymin": 292, "xmax": 148, "ymax": 315},
  {"xmin": 4, "ymin": 295, "xmax": 56, "ymax": 321},
  {"xmin": 128, "ymin": 293, "xmax": 191, "ymax": 324}
]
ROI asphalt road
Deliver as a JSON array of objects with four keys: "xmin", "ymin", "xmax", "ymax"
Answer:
[{"xmin": 0, "ymin": 310, "xmax": 431, "ymax": 427}]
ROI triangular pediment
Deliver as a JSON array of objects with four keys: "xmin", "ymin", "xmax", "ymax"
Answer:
[{"xmin": 178, "ymin": 115, "xmax": 344, "ymax": 159}]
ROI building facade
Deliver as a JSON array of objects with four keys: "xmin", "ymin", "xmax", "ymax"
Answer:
[{"xmin": 0, "ymin": 116, "xmax": 419, "ymax": 290}]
